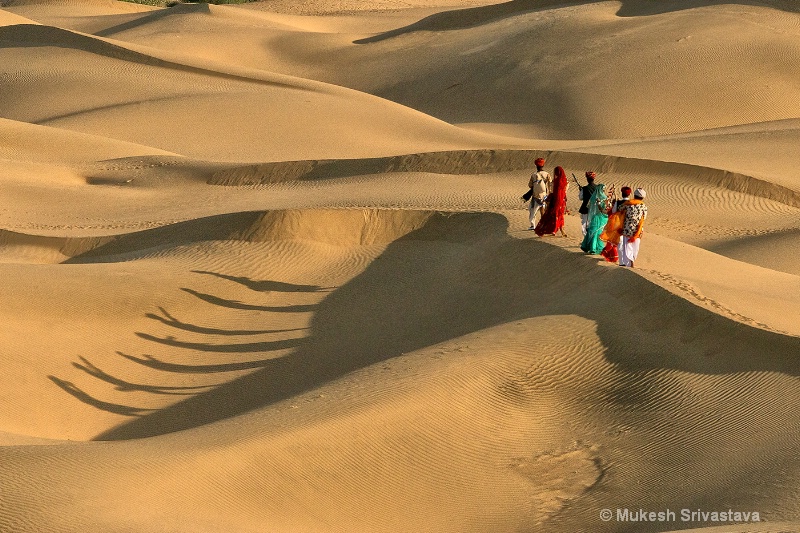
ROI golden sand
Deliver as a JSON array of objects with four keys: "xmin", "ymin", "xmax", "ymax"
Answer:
[{"xmin": 1, "ymin": 1, "xmax": 799, "ymax": 531}]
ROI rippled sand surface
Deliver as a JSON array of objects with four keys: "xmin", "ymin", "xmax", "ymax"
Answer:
[{"xmin": 1, "ymin": 1, "xmax": 799, "ymax": 531}]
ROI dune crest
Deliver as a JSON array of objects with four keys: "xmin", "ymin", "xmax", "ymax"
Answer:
[{"xmin": 1, "ymin": 0, "xmax": 799, "ymax": 531}]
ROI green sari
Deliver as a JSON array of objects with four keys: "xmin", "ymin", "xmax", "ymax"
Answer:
[{"xmin": 580, "ymin": 184, "xmax": 609, "ymax": 254}]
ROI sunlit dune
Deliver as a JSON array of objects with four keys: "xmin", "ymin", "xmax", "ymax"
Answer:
[{"xmin": 1, "ymin": 1, "xmax": 799, "ymax": 532}]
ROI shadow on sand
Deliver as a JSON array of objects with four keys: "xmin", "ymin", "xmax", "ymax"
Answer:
[
  {"xmin": 354, "ymin": 0, "xmax": 799, "ymax": 44},
  {"xmin": 43, "ymin": 211, "xmax": 799, "ymax": 440}
]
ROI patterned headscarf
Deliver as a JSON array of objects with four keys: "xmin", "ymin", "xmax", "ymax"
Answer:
[{"xmin": 588, "ymin": 183, "xmax": 608, "ymax": 220}]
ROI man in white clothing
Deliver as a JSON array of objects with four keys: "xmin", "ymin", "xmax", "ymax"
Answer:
[
  {"xmin": 526, "ymin": 157, "xmax": 551, "ymax": 230},
  {"xmin": 619, "ymin": 188, "xmax": 648, "ymax": 268}
]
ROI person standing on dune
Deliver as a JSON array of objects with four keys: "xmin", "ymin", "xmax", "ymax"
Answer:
[
  {"xmin": 524, "ymin": 158, "xmax": 551, "ymax": 230},
  {"xmin": 600, "ymin": 185, "xmax": 631, "ymax": 263},
  {"xmin": 580, "ymin": 183, "xmax": 611, "ymax": 254},
  {"xmin": 613, "ymin": 186, "xmax": 631, "ymax": 214},
  {"xmin": 577, "ymin": 171, "xmax": 597, "ymax": 236},
  {"xmin": 534, "ymin": 166, "xmax": 569, "ymax": 237},
  {"xmin": 619, "ymin": 188, "xmax": 648, "ymax": 267}
]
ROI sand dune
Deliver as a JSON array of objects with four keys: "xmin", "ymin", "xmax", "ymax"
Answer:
[
  {"xmin": 2, "ymin": 210, "xmax": 800, "ymax": 532},
  {"xmin": 569, "ymin": 119, "xmax": 800, "ymax": 191},
  {"xmin": 235, "ymin": 0, "xmax": 800, "ymax": 138},
  {"xmin": 1, "ymin": 0, "xmax": 799, "ymax": 532},
  {"xmin": 0, "ymin": 20, "xmax": 514, "ymax": 162},
  {"xmin": 0, "ymin": 117, "xmax": 177, "ymax": 163},
  {"xmin": 0, "ymin": 6, "xmax": 38, "ymax": 24}
]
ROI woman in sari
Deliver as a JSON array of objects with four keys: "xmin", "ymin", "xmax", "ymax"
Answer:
[
  {"xmin": 580, "ymin": 183, "xmax": 609, "ymax": 254},
  {"xmin": 600, "ymin": 220, "xmax": 622, "ymax": 262},
  {"xmin": 534, "ymin": 166, "xmax": 569, "ymax": 237},
  {"xmin": 600, "ymin": 185, "xmax": 630, "ymax": 263}
]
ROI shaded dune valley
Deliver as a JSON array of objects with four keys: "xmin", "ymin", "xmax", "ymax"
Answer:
[{"xmin": 1, "ymin": 1, "xmax": 800, "ymax": 533}]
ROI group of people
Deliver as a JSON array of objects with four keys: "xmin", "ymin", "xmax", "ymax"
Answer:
[
  {"xmin": 524, "ymin": 158, "xmax": 569, "ymax": 237},
  {"xmin": 522, "ymin": 158, "xmax": 648, "ymax": 268}
]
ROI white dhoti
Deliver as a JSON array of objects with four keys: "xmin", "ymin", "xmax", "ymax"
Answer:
[
  {"xmin": 619, "ymin": 236, "xmax": 641, "ymax": 267},
  {"xmin": 580, "ymin": 213, "xmax": 589, "ymax": 236},
  {"xmin": 528, "ymin": 199, "xmax": 545, "ymax": 228}
]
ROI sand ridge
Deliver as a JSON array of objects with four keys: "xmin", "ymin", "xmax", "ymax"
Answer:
[
  {"xmin": 236, "ymin": 0, "xmax": 800, "ymax": 138},
  {"xmin": 1, "ymin": 0, "xmax": 800, "ymax": 532}
]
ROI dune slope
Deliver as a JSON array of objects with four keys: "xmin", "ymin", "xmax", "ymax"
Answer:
[
  {"xmin": 0, "ymin": 0, "xmax": 799, "ymax": 532},
  {"xmin": 1, "ymin": 210, "xmax": 800, "ymax": 533}
]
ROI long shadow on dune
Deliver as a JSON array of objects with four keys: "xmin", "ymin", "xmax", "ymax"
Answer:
[
  {"xmin": 192, "ymin": 270, "xmax": 329, "ymax": 293},
  {"xmin": 48, "ymin": 354, "xmax": 215, "ymax": 417},
  {"xmin": 146, "ymin": 306, "xmax": 308, "ymax": 337},
  {"xmin": 90, "ymin": 211, "xmax": 800, "ymax": 440},
  {"xmin": 179, "ymin": 287, "xmax": 318, "ymax": 313},
  {"xmin": 50, "ymin": 274, "xmax": 323, "ymax": 416},
  {"xmin": 354, "ymin": 0, "xmax": 798, "ymax": 44},
  {"xmin": 48, "ymin": 376, "xmax": 156, "ymax": 417},
  {"xmin": 70, "ymin": 355, "xmax": 211, "ymax": 396},
  {"xmin": 115, "ymin": 351, "xmax": 290, "ymax": 374},
  {"xmin": 132, "ymin": 332, "xmax": 303, "ymax": 354}
]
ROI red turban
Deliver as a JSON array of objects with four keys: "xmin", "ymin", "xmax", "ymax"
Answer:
[
  {"xmin": 585, "ymin": 171, "xmax": 596, "ymax": 180},
  {"xmin": 534, "ymin": 158, "xmax": 545, "ymax": 167},
  {"xmin": 621, "ymin": 186, "xmax": 632, "ymax": 197}
]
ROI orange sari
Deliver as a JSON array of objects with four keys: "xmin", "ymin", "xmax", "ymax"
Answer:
[
  {"xmin": 599, "ymin": 204, "xmax": 625, "ymax": 263},
  {"xmin": 600, "ymin": 209, "xmax": 624, "ymax": 245}
]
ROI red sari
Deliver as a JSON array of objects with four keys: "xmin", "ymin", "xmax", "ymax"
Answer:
[{"xmin": 535, "ymin": 166, "xmax": 568, "ymax": 236}]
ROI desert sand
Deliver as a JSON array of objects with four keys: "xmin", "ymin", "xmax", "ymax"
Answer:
[{"xmin": 1, "ymin": 0, "xmax": 799, "ymax": 531}]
